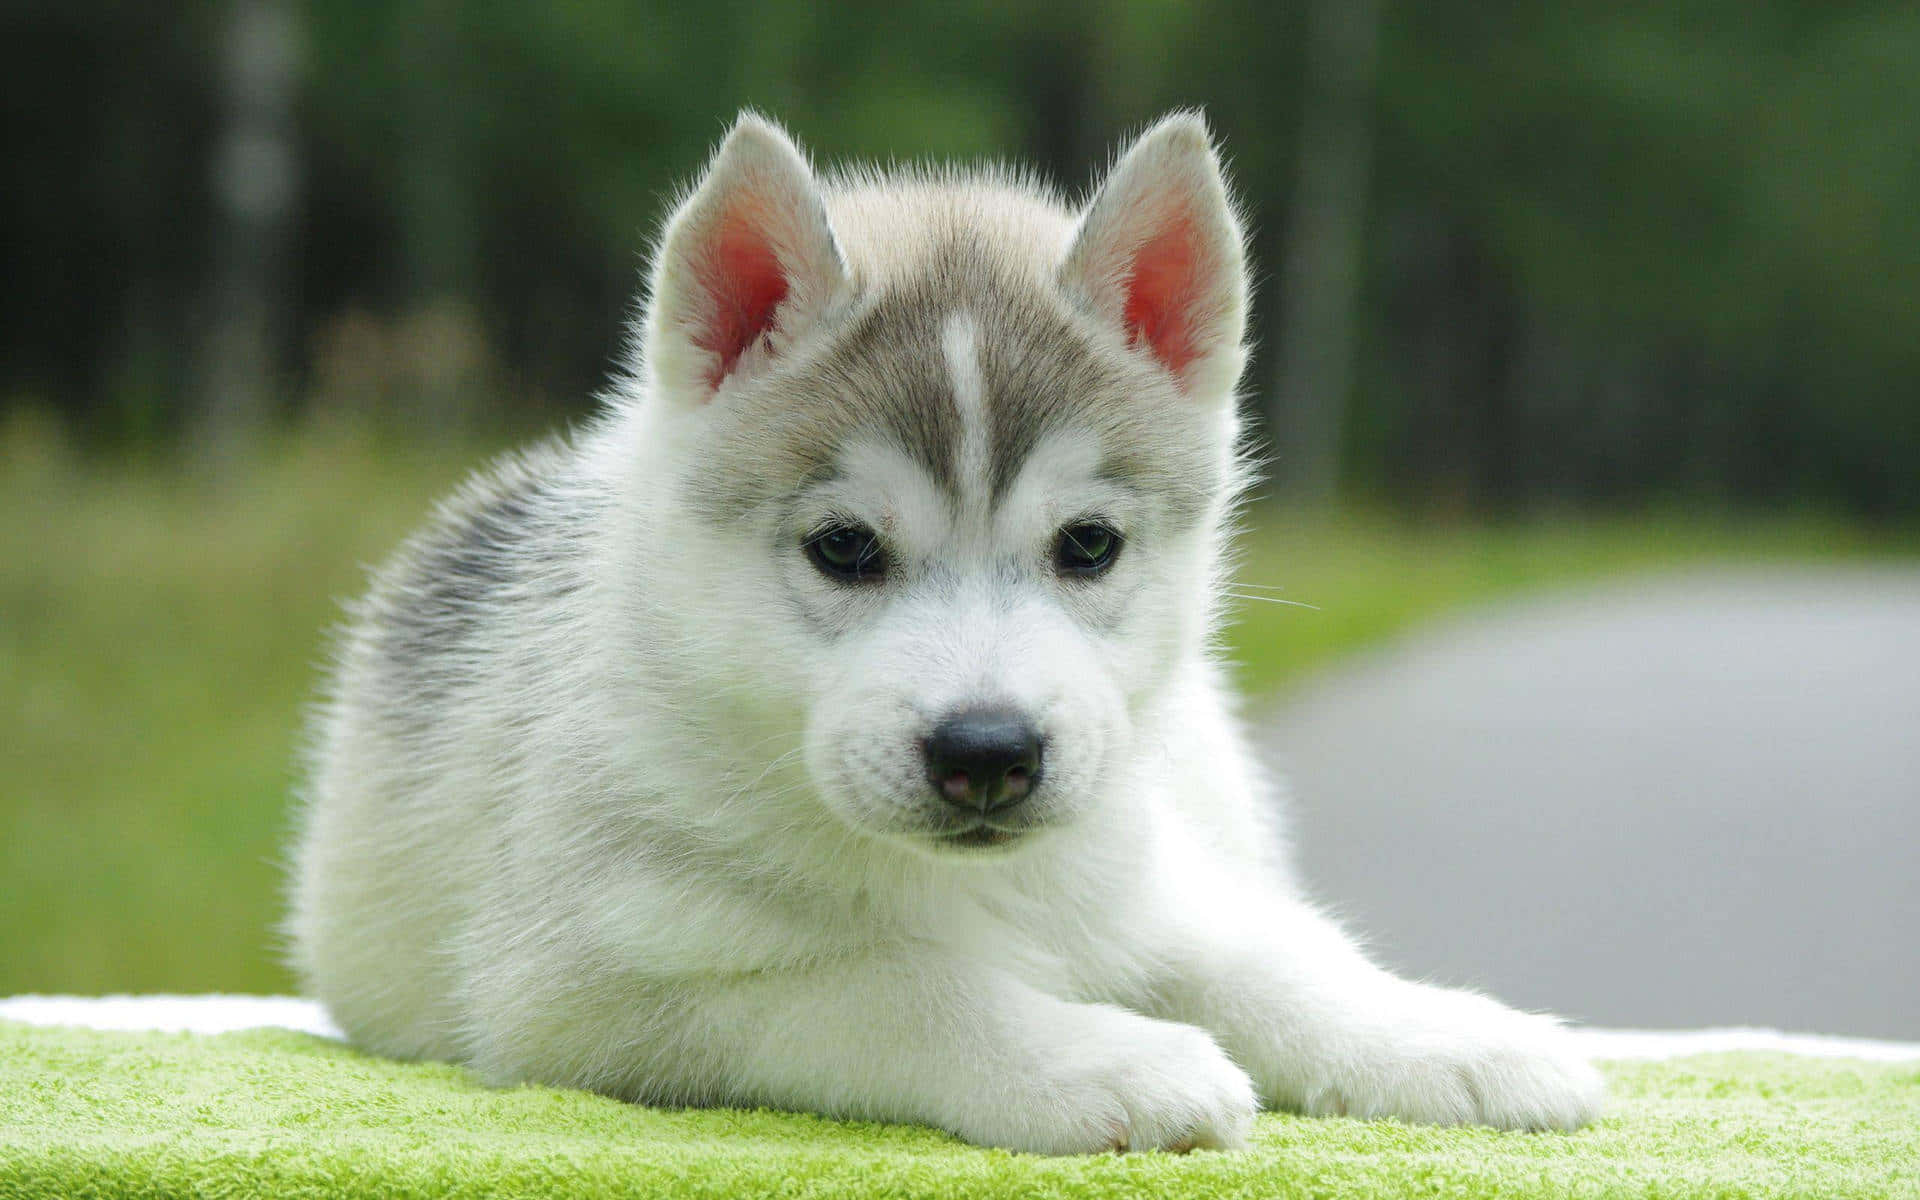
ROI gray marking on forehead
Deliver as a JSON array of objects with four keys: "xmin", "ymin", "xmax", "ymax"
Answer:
[
  {"xmin": 968, "ymin": 282, "xmax": 1225, "ymax": 530},
  {"xmin": 972, "ymin": 295, "xmax": 1114, "ymax": 500},
  {"xmin": 816, "ymin": 291, "xmax": 964, "ymax": 495},
  {"xmin": 684, "ymin": 289, "xmax": 963, "ymax": 523}
]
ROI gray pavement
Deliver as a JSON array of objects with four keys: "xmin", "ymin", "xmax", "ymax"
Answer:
[{"xmin": 1260, "ymin": 567, "xmax": 1920, "ymax": 1039}]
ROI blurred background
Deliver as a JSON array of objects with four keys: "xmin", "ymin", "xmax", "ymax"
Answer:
[{"xmin": 2, "ymin": 1, "xmax": 1915, "ymax": 1034}]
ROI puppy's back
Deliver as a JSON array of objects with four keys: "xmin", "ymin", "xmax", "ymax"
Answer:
[{"xmin": 286, "ymin": 439, "xmax": 590, "ymax": 1061}]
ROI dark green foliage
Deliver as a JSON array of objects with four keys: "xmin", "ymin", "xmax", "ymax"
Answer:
[{"xmin": 2, "ymin": 0, "xmax": 1915, "ymax": 512}]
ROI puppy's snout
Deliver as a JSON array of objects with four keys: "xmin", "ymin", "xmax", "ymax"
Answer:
[{"xmin": 924, "ymin": 707, "xmax": 1043, "ymax": 814}]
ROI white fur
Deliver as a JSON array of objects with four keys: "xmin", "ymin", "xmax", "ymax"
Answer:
[{"xmin": 287, "ymin": 111, "xmax": 1602, "ymax": 1155}]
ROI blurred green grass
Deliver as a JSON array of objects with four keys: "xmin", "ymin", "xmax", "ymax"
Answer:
[{"xmin": 2, "ymin": 413, "xmax": 1911, "ymax": 996}]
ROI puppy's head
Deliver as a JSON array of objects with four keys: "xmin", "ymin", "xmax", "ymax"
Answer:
[{"xmin": 631, "ymin": 112, "xmax": 1248, "ymax": 857}]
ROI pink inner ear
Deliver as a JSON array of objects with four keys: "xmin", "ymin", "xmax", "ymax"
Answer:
[
  {"xmin": 695, "ymin": 208, "xmax": 790, "ymax": 389},
  {"xmin": 1122, "ymin": 212, "xmax": 1202, "ymax": 378}
]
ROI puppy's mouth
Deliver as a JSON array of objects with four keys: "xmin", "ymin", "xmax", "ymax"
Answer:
[{"xmin": 936, "ymin": 824, "xmax": 1023, "ymax": 850}]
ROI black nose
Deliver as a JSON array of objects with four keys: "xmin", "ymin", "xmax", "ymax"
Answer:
[{"xmin": 924, "ymin": 707, "xmax": 1043, "ymax": 813}]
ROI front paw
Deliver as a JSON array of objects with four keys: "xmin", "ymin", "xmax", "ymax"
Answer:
[
  {"xmin": 1296, "ymin": 988, "xmax": 1603, "ymax": 1132},
  {"xmin": 970, "ymin": 1010, "xmax": 1258, "ymax": 1155}
]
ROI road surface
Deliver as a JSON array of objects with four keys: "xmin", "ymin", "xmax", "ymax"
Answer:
[{"xmin": 1260, "ymin": 567, "xmax": 1920, "ymax": 1039}]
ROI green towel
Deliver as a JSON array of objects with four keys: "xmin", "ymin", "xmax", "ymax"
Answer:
[{"xmin": 2, "ymin": 1020, "xmax": 1915, "ymax": 1198}]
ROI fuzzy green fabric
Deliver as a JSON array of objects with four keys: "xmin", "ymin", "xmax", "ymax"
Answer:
[{"xmin": 2, "ymin": 1022, "xmax": 1916, "ymax": 1199}]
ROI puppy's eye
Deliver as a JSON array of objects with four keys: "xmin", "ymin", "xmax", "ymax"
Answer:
[
  {"xmin": 805, "ymin": 523, "xmax": 887, "ymax": 583},
  {"xmin": 1054, "ymin": 522, "xmax": 1122, "ymax": 577}
]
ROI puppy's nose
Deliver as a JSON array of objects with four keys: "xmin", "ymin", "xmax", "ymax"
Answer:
[{"xmin": 924, "ymin": 707, "xmax": 1043, "ymax": 813}]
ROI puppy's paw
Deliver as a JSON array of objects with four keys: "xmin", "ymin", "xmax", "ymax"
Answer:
[
  {"xmin": 977, "ymin": 1010, "xmax": 1257, "ymax": 1155},
  {"xmin": 1298, "ymin": 988, "xmax": 1603, "ymax": 1132}
]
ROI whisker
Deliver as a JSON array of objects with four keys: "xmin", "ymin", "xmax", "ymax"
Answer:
[{"xmin": 1224, "ymin": 592, "xmax": 1321, "ymax": 611}]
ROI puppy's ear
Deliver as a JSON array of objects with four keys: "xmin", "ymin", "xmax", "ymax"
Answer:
[
  {"xmin": 1061, "ymin": 112, "xmax": 1248, "ymax": 402},
  {"xmin": 644, "ymin": 113, "xmax": 848, "ymax": 403}
]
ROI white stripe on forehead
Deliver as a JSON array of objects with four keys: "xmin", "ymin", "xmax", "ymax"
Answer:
[{"xmin": 940, "ymin": 311, "xmax": 990, "ymax": 511}]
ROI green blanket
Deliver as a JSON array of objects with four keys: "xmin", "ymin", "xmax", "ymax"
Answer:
[{"xmin": 3, "ymin": 1021, "xmax": 1915, "ymax": 1198}]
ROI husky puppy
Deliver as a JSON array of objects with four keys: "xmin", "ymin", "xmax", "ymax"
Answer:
[{"xmin": 288, "ymin": 111, "xmax": 1601, "ymax": 1154}]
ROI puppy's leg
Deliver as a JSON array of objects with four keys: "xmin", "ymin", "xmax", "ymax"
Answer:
[
  {"xmin": 1137, "ymin": 897, "xmax": 1603, "ymax": 1131},
  {"xmin": 470, "ymin": 954, "xmax": 1257, "ymax": 1155}
]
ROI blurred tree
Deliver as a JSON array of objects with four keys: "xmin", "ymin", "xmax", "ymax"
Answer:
[
  {"xmin": 198, "ymin": 0, "xmax": 299, "ymax": 456},
  {"xmin": 1, "ymin": 0, "xmax": 219, "ymax": 442},
  {"xmin": 1270, "ymin": 0, "xmax": 1381, "ymax": 504}
]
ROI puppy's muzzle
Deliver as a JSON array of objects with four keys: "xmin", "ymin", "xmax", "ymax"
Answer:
[{"xmin": 923, "ymin": 706, "xmax": 1043, "ymax": 814}]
